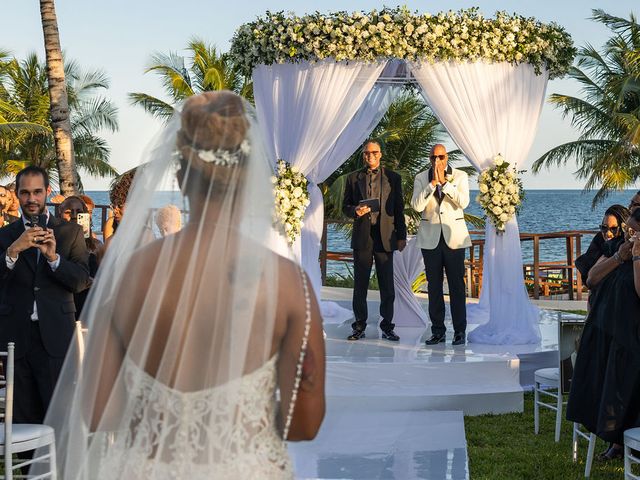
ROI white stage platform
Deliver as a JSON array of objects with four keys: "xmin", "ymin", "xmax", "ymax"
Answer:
[
  {"xmin": 289, "ymin": 410, "xmax": 468, "ymax": 480},
  {"xmin": 321, "ymin": 302, "xmax": 580, "ymax": 416}
]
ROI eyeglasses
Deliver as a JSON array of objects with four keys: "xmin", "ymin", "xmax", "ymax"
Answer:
[
  {"xmin": 430, "ymin": 154, "xmax": 447, "ymax": 161},
  {"xmin": 363, "ymin": 151, "xmax": 381, "ymax": 157},
  {"xmin": 599, "ymin": 224, "xmax": 620, "ymax": 234}
]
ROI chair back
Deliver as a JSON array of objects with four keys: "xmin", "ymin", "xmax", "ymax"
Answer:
[{"xmin": 0, "ymin": 343, "xmax": 15, "ymax": 477}]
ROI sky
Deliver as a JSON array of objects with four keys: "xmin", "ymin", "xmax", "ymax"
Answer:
[{"xmin": 2, "ymin": 0, "xmax": 639, "ymax": 191}]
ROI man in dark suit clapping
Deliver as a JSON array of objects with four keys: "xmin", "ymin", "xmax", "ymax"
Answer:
[
  {"xmin": 0, "ymin": 166, "xmax": 89, "ymax": 423},
  {"xmin": 342, "ymin": 140, "xmax": 407, "ymax": 341}
]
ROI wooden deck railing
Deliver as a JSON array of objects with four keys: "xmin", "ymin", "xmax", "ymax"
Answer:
[{"xmin": 319, "ymin": 219, "xmax": 596, "ymax": 300}]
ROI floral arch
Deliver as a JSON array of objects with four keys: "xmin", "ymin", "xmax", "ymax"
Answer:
[{"xmin": 230, "ymin": 7, "xmax": 576, "ymax": 344}]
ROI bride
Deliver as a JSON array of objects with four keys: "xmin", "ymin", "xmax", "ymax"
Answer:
[{"xmin": 36, "ymin": 91, "xmax": 325, "ymax": 478}]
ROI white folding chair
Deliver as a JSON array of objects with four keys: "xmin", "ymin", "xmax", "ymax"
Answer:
[
  {"xmin": 572, "ymin": 423, "xmax": 596, "ymax": 478},
  {"xmin": 625, "ymin": 427, "xmax": 640, "ymax": 480},
  {"xmin": 0, "ymin": 342, "xmax": 57, "ymax": 479},
  {"xmin": 533, "ymin": 367, "xmax": 566, "ymax": 442}
]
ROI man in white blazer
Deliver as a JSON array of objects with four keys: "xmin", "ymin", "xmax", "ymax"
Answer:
[{"xmin": 411, "ymin": 144, "xmax": 472, "ymax": 346}]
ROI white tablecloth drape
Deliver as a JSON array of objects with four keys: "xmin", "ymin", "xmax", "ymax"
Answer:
[
  {"xmin": 410, "ymin": 61, "xmax": 545, "ymax": 344},
  {"xmin": 393, "ymin": 236, "xmax": 428, "ymax": 327}
]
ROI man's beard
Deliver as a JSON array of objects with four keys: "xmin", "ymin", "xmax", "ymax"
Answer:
[{"xmin": 22, "ymin": 203, "xmax": 46, "ymax": 215}]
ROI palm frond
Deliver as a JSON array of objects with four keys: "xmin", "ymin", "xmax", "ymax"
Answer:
[{"xmin": 128, "ymin": 93, "xmax": 175, "ymax": 121}]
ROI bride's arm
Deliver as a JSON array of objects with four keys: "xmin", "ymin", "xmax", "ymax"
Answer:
[{"xmin": 277, "ymin": 265, "xmax": 325, "ymax": 441}]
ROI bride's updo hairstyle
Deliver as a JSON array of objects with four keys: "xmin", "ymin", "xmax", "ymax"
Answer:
[{"xmin": 176, "ymin": 91, "xmax": 250, "ymax": 200}]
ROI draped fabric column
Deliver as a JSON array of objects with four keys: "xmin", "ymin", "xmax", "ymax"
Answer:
[
  {"xmin": 409, "ymin": 61, "xmax": 546, "ymax": 344},
  {"xmin": 252, "ymin": 60, "xmax": 387, "ymax": 302}
]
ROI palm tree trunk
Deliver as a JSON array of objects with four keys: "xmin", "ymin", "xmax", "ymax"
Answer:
[{"xmin": 40, "ymin": 0, "xmax": 77, "ymax": 196}]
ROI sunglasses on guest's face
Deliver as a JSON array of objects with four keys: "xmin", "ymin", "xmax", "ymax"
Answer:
[
  {"xmin": 599, "ymin": 224, "xmax": 620, "ymax": 234},
  {"xmin": 430, "ymin": 154, "xmax": 447, "ymax": 161}
]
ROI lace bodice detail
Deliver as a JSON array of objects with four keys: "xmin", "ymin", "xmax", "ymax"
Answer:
[{"xmin": 97, "ymin": 355, "xmax": 293, "ymax": 479}]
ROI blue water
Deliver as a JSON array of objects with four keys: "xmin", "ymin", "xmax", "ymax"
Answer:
[{"xmin": 82, "ymin": 189, "xmax": 636, "ymax": 276}]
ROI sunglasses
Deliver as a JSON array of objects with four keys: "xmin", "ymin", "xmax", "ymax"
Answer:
[
  {"xmin": 599, "ymin": 224, "xmax": 620, "ymax": 234},
  {"xmin": 430, "ymin": 154, "xmax": 447, "ymax": 161}
]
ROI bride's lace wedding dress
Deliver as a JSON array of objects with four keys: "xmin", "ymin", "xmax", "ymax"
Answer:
[
  {"xmin": 98, "ymin": 354, "xmax": 294, "ymax": 479},
  {"xmin": 96, "ymin": 268, "xmax": 311, "ymax": 480}
]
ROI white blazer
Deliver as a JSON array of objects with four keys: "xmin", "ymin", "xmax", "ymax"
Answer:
[{"xmin": 411, "ymin": 167, "xmax": 472, "ymax": 250}]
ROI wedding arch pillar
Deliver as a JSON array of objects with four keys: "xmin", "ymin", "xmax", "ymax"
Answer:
[
  {"xmin": 410, "ymin": 61, "xmax": 547, "ymax": 344},
  {"xmin": 252, "ymin": 59, "xmax": 387, "ymax": 300}
]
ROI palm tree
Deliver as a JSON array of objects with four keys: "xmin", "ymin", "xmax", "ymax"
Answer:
[
  {"xmin": 39, "ymin": 0, "xmax": 77, "ymax": 195},
  {"xmin": 0, "ymin": 53, "xmax": 118, "ymax": 188},
  {"xmin": 129, "ymin": 38, "xmax": 253, "ymax": 122},
  {"xmin": 533, "ymin": 9, "xmax": 640, "ymax": 206},
  {"xmin": 323, "ymin": 91, "xmax": 482, "ymax": 229}
]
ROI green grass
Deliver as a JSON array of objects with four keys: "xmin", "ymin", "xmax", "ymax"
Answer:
[{"xmin": 465, "ymin": 392, "xmax": 626, "ymax": 479}]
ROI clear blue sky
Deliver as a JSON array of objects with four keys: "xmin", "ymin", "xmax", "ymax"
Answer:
[{"xmin": 3, "ymin": 1, "xmax": 639, "ymax": 190}]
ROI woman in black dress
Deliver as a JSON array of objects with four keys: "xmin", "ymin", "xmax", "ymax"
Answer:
[
  {"xmin": 575, "ymin": 204, "xmax": 629, "ymax": 286},
  {"xmin": 566, "ymin": 208, "xmax": 640, "ymax": 459}
]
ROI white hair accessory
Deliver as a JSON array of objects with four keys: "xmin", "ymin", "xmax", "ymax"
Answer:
[{"xmin": 195, "ymin": 139, "xmax": 251, "ymax": 166}]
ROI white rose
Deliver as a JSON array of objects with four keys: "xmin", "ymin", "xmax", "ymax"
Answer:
[
  {"xmin": 290, "ymin": 165, "xmax": 300, "ymax": 173},
  {"xmin": 491, "ymin": 195, "xmax": 501, "ymax": 205},
  {"xmin": 492, "ymin": 206, "xmax": 503, "ymax": 215},
  {"xmin": 284, "ymin": 179, "xmax": 292, "ymax": 186},
  {"xmin": 270, "ymin": 176, "xmax": 278, "ymax": 184},
  {"xmin": 293, "ymin": 186, "xmax": 303, "ymax": 198},
  {"xmin": 499, "ymin": 213, "xmax": 509, "ymax": 222},
  {"xmin": 479, "ymin": 184, "xmax": 489, "ymax": 193},
  {"xmin": 492, "ymin": 183, "xmax": 503, "ymax": 193},
  {"xmin": 494, "ymin": 154, "xmax": 504, "ymax": 166}
]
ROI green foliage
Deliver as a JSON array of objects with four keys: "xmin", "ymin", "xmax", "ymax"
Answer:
[
  {"xmin": 129, "ymin": 38, "xmax": 253, "ymax": 122},
  {"xmin": 0, "ymin": 52, "xmax": 118, "ymax": 187},
  {"xmin": 466, "ymin": 392, "xmax": 623, "ymax": 479},
  {"xmin": 533, "ymin": 9, "xmax": 640, "ymax": 207},
  {"xmin": 324, "ymin": 265, "xmax": 379, "ymax": 290}
]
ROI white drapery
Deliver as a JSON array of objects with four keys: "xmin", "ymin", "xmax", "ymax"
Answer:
[
  {"xmin": 410, "ymin": 61, "xmax": 546, "ymax": 344},
  {"xmin": 393, "ymin": 236, "xmax": 428, "ymax": 327},
  {"xmin": 253, "ymin": 60, "xmax": 388, "ymax": 303}
]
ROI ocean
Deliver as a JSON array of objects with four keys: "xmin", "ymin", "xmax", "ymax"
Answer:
[{"xmin": 83, "ymin": 189, "xmax": 636, "ymax": 276}]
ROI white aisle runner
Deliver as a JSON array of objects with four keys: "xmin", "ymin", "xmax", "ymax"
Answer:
[{"xmin": 289, "ymin": 410, "xmax": 468, "ymax": 479}]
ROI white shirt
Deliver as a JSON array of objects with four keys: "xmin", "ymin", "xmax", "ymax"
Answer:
[{"xmin": 5, "ymin": 211, "xmax": 60, "ymax": 321}]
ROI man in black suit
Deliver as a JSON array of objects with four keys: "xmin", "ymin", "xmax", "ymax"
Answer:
[
  {"xmin": 342, "ymin": 140, "xmax": 407, "ymax": 341},
  {"xmin": 0, "ymin": 166, "xmax": 89, "ymax": 424}
]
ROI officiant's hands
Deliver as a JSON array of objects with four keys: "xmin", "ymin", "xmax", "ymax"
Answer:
[{"xmin": 355, "ymin": 205, "xmax": 371, "ymax": 217}]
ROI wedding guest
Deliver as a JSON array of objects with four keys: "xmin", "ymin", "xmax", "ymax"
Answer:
[
  {"xmin": 49, "ymin": 193, "xmax": 65, "ymax": 217},
  {"xmin": 575, "ymin": 204, "xmax": 629, "ymax": 286},
  {"xmin": 4, "ymin": 182, "xmax": 21, "ymax": 219},
  {"xmin": 155, "ymin": 204, "xmax": 182, "ymax": 236},
  {"xmin": 0, "ymin": 166, "xmax": 90, "ymax": 424},
  {"xmin": 411, "ymin": 144, "xmax": 471, "ymax": 346},
  {"xmin": 0, "ymin": 185, "xmax": 20, "ymax": 225},
  {"xmin": 104, "ymin": 168, "xmax": 136, "ymax": 247},
  {"xmin": 342, "ymin": 139, "xmax": 407, "ymax": 342},
  {"xmin": 58, "ymin": 195, "xmax": 104, "ymax": 320},
  {"xmin": 567, "ymin": 208, "xmax": 640, "ymax": 460}
]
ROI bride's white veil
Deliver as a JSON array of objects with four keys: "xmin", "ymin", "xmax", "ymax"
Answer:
[{"xmin": 37, "ymin": 92, "xmax": 298, "ymax": 478}]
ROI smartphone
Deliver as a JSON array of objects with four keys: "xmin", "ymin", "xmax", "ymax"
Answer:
[
  {"xmin": 76, "ymin": 213, "xmax": 91, "ymax": 239},
  {"xmin": 29, "ymin": 214, "xmax": 48, "ymax": 243}
]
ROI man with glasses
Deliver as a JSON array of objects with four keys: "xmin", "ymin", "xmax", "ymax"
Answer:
[
  {"xmin": 411, "ymin": 144, "xmax": 471, "ymax": 346},
  {"xmin": 342, "ymin": 140, "xmax": 407, "ymax": 341}
]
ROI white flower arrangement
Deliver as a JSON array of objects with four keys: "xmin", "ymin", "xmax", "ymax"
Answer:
[
  {"xmin": 230, "ymin": 7, "xmax": 575, "ymax": 79},
  {"xmin": 476, "ymin": 154, "xmax": 525, "ymax": 233},
  {"xmin": 273, "ymin": 159, "xmax": 311, "ymax": 245}
]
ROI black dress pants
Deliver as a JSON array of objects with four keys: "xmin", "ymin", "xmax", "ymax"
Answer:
[
  {"xmin": 422, "ymin": 233, "xmax": 467, "ymax": 336},
  {"xmin": 7, "ymin": 321, "xmax": 65, "ymax": 424},
  {"xmin": 352, "ymin": 224, "xmax": 395, "ymax": 333}
]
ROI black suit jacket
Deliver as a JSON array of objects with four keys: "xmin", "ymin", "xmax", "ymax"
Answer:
[
  {"xmin": 0, "ymin": 216, "xmax": 90, "ymax": 358},
  {"xmin": 342, "ymin": 167, "xmax": 407, "ymax": 252}
]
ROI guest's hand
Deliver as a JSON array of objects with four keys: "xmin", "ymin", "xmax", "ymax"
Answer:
[
  {"xmin": 618, "ymin": 240, "xmax": 633, "ymax": 261},
  {"xmin": 37, "ymin": 228, "xmax": 58, "ymax": 262},
  {"xmin": 397, "ymin": 239, "xmax": 407, "ymax": 252},
  {"xmin": 8, "ymin": 227, "xmax": 44, "ymax": 257},
  {"xmin": 355, "ymin": 205, "xmax": 370, "ymax": 217}
]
